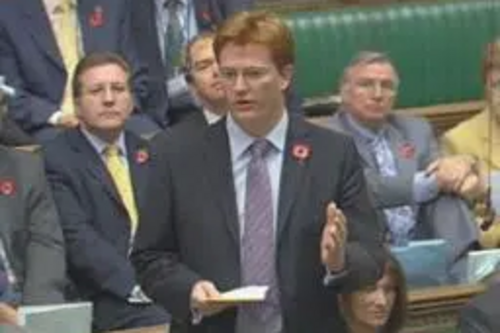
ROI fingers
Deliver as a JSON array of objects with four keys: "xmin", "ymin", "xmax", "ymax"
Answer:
[
  {"xmin": 425, "ymin": 159, "xmax": 440, "ymax": 176},
  {"xmin": 0, "ymin": 303, "xmax": 18, "ymax": 326},
  {"xmin": 326, "ymin": 202, "xmax": 347, "ymax": 242},
  {"xmin": 192, "ymin": 281, "xmax": 220, "ymax": 305},
  {"xmin": 191, "ymin": 281, "xmax": 232, "ymax": 317},
  {"xmin": 321, "ymin": 202, "xmax": 347, "ymax": 272}
]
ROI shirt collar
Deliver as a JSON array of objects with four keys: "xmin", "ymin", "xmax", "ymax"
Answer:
[
  {"xmin": 203, "ymin": 109, "xmax": 223, "ymax": 125},
  {"xmin": 81, "ymin": 128, "xmax": 127, "ymax": 157},
  {"xmin": 345, "ymin": 112, "xmax": 387, "ymax": 144},
  {"xmin": 226, "ymin": 111, "xmax": 289, "ymax": 163},
  {"xmin": 44, "ymin": 0, "xmax": 77, "ymax": 14}
]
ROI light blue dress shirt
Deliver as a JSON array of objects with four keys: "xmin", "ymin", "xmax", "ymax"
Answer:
[{"xmin": 226, "ymin": 113, "xmax": 288, "ymax": 238}]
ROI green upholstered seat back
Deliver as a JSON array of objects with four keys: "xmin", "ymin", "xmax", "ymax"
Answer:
[{"xmin": 284, "ymin": 0, "xmax": 500, "ymax": 107}]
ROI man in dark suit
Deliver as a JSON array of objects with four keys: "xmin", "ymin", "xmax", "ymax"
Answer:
[
  {"xmin": 153, "ymin": 31, "xmax": 225, "ymax": 143},
  {"xmin": 0, "ymin": 145, "xmax": 66, "ymax": 308},
  {"xmin": 43, "ymin": 53, "xmax": 168, "ymax": 332},
  {"xmin": 328, "ymin": 51, "xmax": 482, "ymax": 281},
  {"xmin": 132, "ymin": 12, "xmax": 384, "ymax": 333},
  {"xmin": 0, "ymin": 0, "xmax": 159, "ymax": 142}
]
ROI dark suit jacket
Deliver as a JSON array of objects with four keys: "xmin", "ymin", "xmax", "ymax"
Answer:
[
  {"xmin": 0, "ymin": 146, "xmax": 66, "ymax": 304},
  {"xmin": 42, "ymin": 129, "xmax": 167, "ymax": 331},
  {"xmin": 132, "ymin": 115, "xmax": 385, "ymax": 333},
  {"xmin": 0, "ymin": 0, "xmax": 153, "ymax": 140}
]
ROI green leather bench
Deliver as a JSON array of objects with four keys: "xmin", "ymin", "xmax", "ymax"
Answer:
[{"xmin": 283, "ymin": 0, "xmax": 500, "ymax": 108}]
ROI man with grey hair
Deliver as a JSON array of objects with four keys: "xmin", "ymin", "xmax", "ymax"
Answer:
[{"xmin": 329, "ymin": 51, "xmax": 483, "ymax": 282}]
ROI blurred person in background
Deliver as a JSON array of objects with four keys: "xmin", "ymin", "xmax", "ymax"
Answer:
[{"xmin": 442, "ymin": 38, "xmax": 500, "ymax": 248}]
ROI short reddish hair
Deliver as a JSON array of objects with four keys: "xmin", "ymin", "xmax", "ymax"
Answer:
[{"xmin": 213, "ymin": 11, "xmax": 295, "ymax": 70}]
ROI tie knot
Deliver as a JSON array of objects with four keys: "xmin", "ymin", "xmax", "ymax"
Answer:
[
  {"xmin": 104, "ymin": 145, "xmax": 121, "ymax": 158},
  {"xmin": 249, "ymin": 139, "xmax": 272, "ymax": 159}
]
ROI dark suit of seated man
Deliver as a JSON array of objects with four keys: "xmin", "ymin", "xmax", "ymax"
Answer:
[
  {"xmin": 132, "ymin": 12, "xmax": 385, "ymax": 333},
  {"xmin": 328, "ymin": 51, "xmax": 482, "ymax": 282},
  {"xmin": 42, "ymin": 53, "xmax": 168, "ymax": 332}
]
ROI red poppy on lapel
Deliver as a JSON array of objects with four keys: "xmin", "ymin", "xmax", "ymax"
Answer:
[
  {"xmin": 135, "ymin": 149, "xmax": 149, "ymax": 165},
  {"xmin": 399, "ymin": 142, "xmax": 415, "ymax": 159},
  {"xmin": 0, "ymin": 180, "xmax": 15, "ymax": 196},
  {"xmin": 201, "ymin": 11, "xmax": 211, "ymax": 23},
  {"xmin": 89, "ymin": 6, "xmax": 104, "ymax": 28},
  {"xmin": 292, "ymin": 143, "xmax": 311, "ymax": 163}
]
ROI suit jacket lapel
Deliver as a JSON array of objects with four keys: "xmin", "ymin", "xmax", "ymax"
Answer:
[
  {"xmin": 331, "ymin": 112, "xmax": 377, "ymax": 169},
  {"xmin": 125, "ymin": 133, "xmax": 149, "ymax": 210},
  {"xmin": 276, "ymin": 117, "xmax": 310, "ymax": 241},
  {"xmin": 67, "ymin": 129, "xmax": 123, "ymax": 206},
  {"xmin": 20, "ymin": 0, "xmax": 64, "ymax": 70},
  {"xmin": 203, "ymin": 121, "xmax": 240, "ymax": 246}
]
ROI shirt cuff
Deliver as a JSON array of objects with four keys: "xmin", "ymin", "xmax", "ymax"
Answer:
[
  {"xmin": 48, "ymin": 111, "xmax": 62, "ymax": 125},
  {"xmin": 323, "ymin": 268, "xmax": 348, "ymax": 286},
  {"xmin": 191, "ymin": 308, "xmax": 203, "ymax": 325},
  {"xmin": 127, "ymin": 285, "xmax": 152, "ymax": 304},
  {"xmin": 413, "ymin": 171, "xmax": 439, "ymax": 203}
]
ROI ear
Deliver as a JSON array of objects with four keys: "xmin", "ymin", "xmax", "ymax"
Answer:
[{"xmin": 279, "ymin": 64, "xmax": 294, "ymax": 91}]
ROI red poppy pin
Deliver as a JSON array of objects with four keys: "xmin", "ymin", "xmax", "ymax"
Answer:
[
  {"xmin": 201, "ymin": 11, "xmax": 211, "ymax": 23},
  {"xmin": 0, "ymin": 180, "xmax": 15, "ymax": 196},
  {"xmin": 292, "ymin": 143, "xmax": 311, "ymax": 163},
  {"xmin": 89, "ymin": 6, "xmax": 104, "ymax": 28},
  {"xmin": 399, "ymin": 142, "xmax": 415, "ymax": 159},
  {"xmin": 135, "ymin": 149, "xmax": 149, "ymax": 165}
]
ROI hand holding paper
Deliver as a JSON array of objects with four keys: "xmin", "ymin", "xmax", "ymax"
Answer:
[{"xmin": 190, "ymin": 280, "xmax": 232, "ymax": 317}]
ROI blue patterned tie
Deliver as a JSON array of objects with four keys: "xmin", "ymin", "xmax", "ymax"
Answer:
[
  {"xmin": 372, "ymin": 135, "xmax": 416, "ymax": 246},
  {"xmin": 164, "ymin": 0, "xmax": 185, "ymax": 77},
  {"xmin": 239, "ymin": 139, "xmax": 281, "ymax": 330}
]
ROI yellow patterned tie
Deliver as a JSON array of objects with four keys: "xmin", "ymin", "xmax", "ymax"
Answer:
[
  {"xmin": 53, "ymin": 0, "xmax": 80, "ymax": 115},
  {"xmin": 103, "ymin": 145, "xmax": 138, "ymax": 233}
]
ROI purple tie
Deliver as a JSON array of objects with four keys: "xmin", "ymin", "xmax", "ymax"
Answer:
[{"xmin": 240, "ymin": 139, "xmax": 280, "ymax": 324}]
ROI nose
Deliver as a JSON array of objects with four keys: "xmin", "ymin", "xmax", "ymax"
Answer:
[
  {"xmin": 373, "ymin": 83, "xmax": 383, "ymax": 99},
  {"xmin": 212, "ymin": 63, "xmax": 220, "ymax": 78},
  {"xmin": 234, "ymin": 73, "xmax": 249, "ymax": 93},
  {"xmin": 102, "ymin": 86, "xmax": 115, "ymax": 104},
  {"xmin": 373, "ymin": 289, "xmax": 388, "ymax": 307}
]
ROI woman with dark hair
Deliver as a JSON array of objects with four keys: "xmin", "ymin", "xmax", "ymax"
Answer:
[{"xmin": 339, "ymin": 251, "xmax": 407, "ymax": 333}]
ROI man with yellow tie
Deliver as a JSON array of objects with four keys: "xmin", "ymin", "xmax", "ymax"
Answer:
[
  {"xmin": 0, "ymin": 0, "xmax": 160, "ymax": 142},
  {"xmin": 42, "ymin": 53, "xmax": 169, "ymax": 332}
]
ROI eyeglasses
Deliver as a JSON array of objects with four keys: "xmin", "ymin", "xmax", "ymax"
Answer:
[
  {"xmin": 352, "ymin": 78, "xmax": 398, "ymax": 96},
  {"xmin": 219, "ymin": 66, "xmax": 271, "ymax": 85}
]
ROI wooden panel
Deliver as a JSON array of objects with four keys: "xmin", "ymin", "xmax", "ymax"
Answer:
[{"xmin": 402, "ymin": 284, "xmax": 486, "ymax": 333}]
